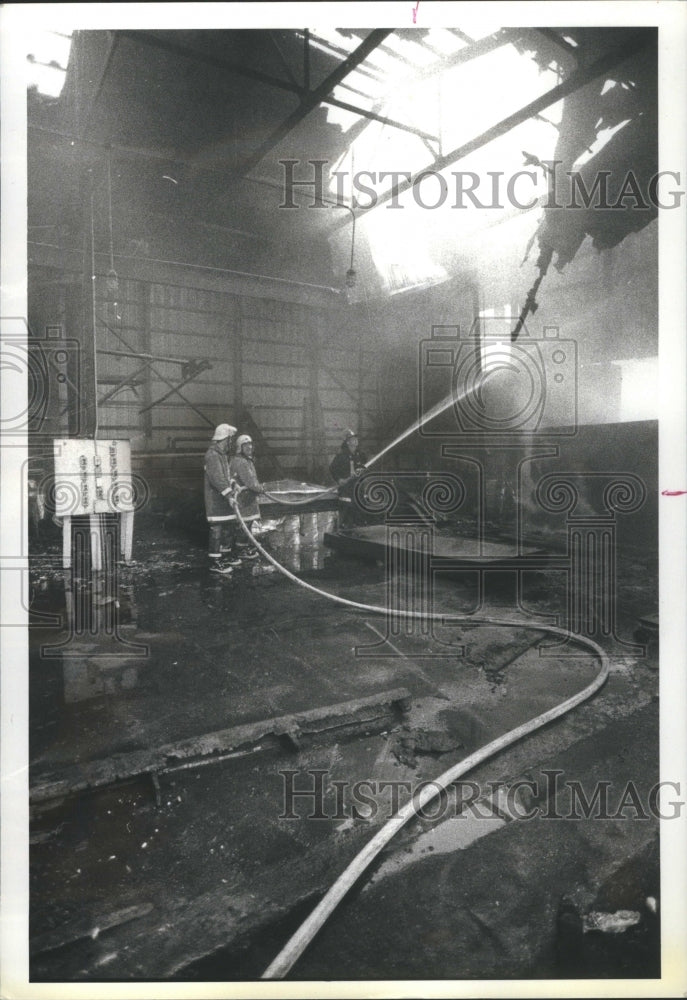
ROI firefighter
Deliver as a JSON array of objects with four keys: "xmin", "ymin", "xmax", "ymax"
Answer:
[
  {"xmin": 329, "ymin": 429, "xmax": 367, "ymax": 527},
  {"xmin": 229, "ymin": 434, "xmax": 265, "ymax": 560},
  {"xmin": 204, "ymin": 423, "xmax": 240, "ymax": 574}
]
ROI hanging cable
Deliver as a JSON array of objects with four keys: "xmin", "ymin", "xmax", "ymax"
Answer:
[
  {"xmin": 106, "ymin": 151, "xmax": 119, "ymax": 306},
  {"xmin": 89, "ymin": 186, "xmax": 99, "ymax": 442},
  {"xmin": 348, "ymin": 210, "xmax": 356, "ymax": 277},
  {"xmin": 107, "ymin": 154, "xmax": 115, "ymax": 273}
]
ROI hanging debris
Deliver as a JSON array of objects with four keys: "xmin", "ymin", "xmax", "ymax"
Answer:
[
  {"xmin": 511, "ymin": 245, "xmax": 553, "ymax": 341},
  {"xmin": 513, "ymin": 29, "xmax": 658, "ymax": 338}
]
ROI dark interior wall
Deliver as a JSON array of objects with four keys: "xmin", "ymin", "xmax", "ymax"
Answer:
[
  {"xmin": 27, "ymin": 212, "xmax": 657, "ymax": 555},
  {"xmin": 332, "ymin": 220, "xmax": 658, "ymax": 555},
  {"xmin": 363, "ymin": 219, "xmax": 657, "ymax": 434},
  {"xmin": 441, "ymin": 420, "xmax": 658, "ymax": 555},
  {"xmin": 524, "ymin": 419, "xmax": 658, "ymax": 555},
  {"xmin": 27, "ymin": 252, "xmax": 382, "ymax": 502}
]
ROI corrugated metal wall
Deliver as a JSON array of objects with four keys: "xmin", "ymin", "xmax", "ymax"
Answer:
[{"xmin": 89, "ymin": 273, "xmax": 380, "ymax": 480}]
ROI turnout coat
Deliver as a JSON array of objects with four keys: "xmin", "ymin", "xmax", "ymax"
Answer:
[
  {"xmin": 329, "ymin": 444, "xmax": 367, "ymax": 501},
  {"xmin": 229, "ymin": 453, "xmax": 262, "ymax": 522},
  {"xmin": 204, "ymin": 441, "xmax": 236, "ymax": 522},
  {"xmin": 329, "ymin": 444, "xmax": 367, "ymax": 483}
]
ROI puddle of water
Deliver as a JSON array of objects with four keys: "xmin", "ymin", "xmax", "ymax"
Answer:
[{"xmin": 367, "ymin": 804, "xmax": 506, "ymax": 888}]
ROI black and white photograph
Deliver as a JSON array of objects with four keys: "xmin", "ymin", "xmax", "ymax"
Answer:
[{"xmin": 1, "ymin": 2, "xmax": 686, "ymax": 996}]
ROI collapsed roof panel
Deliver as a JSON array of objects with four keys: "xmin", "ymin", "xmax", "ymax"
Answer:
[{"xmin": 28, "ymin": 26, "xmax": 659, "ymax": 299}]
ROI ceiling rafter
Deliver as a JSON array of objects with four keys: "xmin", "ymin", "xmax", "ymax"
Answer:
[
  {"xmin": 536, "ymin": 28, "xmax": 580, "ymax": 62},
  {"xmin": 325, "ymin": 94, "xmax": 440, "ymax": 144},
  {"xmin": 232, "ymin": 28, "xmax": 395, "ymax": 175},
  {"xmin": 109, "ymin": 29, "xmax": 520, "ymax": 169},
  {"xmin": 330, "ymin": 30, "xmax": 654, "ymax": 230},
  {"xmin": 315, "ymin": 28, "xmax": 518, "ymax": 178},
  {"xmin": 116, "ymin": 30, "xmax": 302, "ymax": 97},
  {"xmin": 115, "ymin": 30, "xmax": 439, "ymax": 153},
  {"xmin": 268, "ymin": 30, "xmax": 301, "ymax": 90}
]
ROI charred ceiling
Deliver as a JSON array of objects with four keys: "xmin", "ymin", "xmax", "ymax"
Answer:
[{"xmin": 28, "ymin": 27, "xmax": 658, "ymax": 299}]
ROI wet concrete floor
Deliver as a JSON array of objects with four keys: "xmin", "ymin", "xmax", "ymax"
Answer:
[{"xmin": 28, "ymin": 510, "xmax": 660, "ymax": 981}]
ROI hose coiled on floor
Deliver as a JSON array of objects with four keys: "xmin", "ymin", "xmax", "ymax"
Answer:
[{"xmin": 228, "ymin": 492, "xmax": 610, "ymax": 980}]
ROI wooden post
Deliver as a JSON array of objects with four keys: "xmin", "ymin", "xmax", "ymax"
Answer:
[
  {"xmin": 120, "ymin": 511, "xmax": 134, "ymax": 562},
  {"xmin": 62, "ymin": 515, "xmax": 72, "ymax": 569},
  {"xmin": 89, "ymin": 514, "xmax": 103, "ymax": 571}
]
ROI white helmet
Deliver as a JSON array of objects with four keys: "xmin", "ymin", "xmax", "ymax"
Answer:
[
  {"xmin": 212, "ymin": 423, "xmax": 237, "ymax": 441},
  {"xmin": 236, "ymin": 434, "xmax": 253, "ymax": 449}
]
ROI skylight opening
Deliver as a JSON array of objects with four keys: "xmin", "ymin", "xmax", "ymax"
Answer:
[
  {"xmin": 326, "ymin": 32, "xmax": 565, "ymax": 296},
  {"xmin": 362, "ymin": 206, "xmax": 447, "ymax": 293},
  {"xmin": 381, "ymin": 34, "xmax": 438, "ymax": 67},
  {"xmin": 601, "ymin": 79, "xmax": 617, "ymax": 96},
  {"xmin": 358, "ymin": 46, "xmax": 409, "ymax": 80},
  {"xmin": 26, "ymin": 29, "xmax": 72, "ymax": 98},
  {"xmin": 332, "ymin": 85, "xmax": 375, "ymax": 112},
  {"xmin": 325, "ymin": 100, "xmax": 366, "ymax": 133},
  {"xmin": 440, "ymin": 43, "xmax": 559, "ymax": 152},
  {"xmin": 423, "ymin": 28, "xmax": 469, "ymax": 55},
  {"xmin": 342, "ymin": 67, "xmax": 383, "ymax": 96},
  {"xmin": 310, "ymin": 27, "xmax": 360, "ymax": 55}
]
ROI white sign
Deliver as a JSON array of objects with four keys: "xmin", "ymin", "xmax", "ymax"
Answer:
[{"xmin": 52, "ymin": 439, "xmax": 134, "ymax": 516}]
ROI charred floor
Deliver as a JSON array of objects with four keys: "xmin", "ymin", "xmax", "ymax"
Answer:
[{"xmin": 27, "ymin": 495, "xmax": 660, "ymax": 981}]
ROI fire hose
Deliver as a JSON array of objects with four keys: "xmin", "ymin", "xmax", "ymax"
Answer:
[{"xmin": 227, "ymin": 488, "xmax": 610, "ymax": 980}]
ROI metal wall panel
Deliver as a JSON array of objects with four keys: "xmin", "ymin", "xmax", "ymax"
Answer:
[{"xmin": 80, "ymin": 271, "xmax": 381, "ymax": 478}]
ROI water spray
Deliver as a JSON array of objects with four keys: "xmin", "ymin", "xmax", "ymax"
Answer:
[
  {"xmin": 262, "ymin": 385, "xmax": 472, "ymax": 509},
  {"xmin": 362, "ymin": 386, "xmax": 469, "ymax": 472}
]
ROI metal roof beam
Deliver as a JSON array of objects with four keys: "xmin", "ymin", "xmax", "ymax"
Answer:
[
  {"xmin": 392, "ymin": 28, "xmax": 515, "ymax": 90},
  {"xmin": 268, "ymin": 30, "xmax": 301, "ymax": 89},
  {"xmin": 330, "ymin": 30, "xmax": 654, "ymax": 229},
  {"xmin": 536, "ymin": 28, "xmax": 580, "ymax": 62},
  {"xmin": 325, "ymin": 95, "xmax": 440, "ymax": 144},
  {"xmin": 235, "ymin": 28, "xmax": 394, "ymax": 176},
  {"xmin": 314, "ymin": 29, "xmax": 515, "ymax": 171},
  {"xmin": 115, "ymin": 29, "xmax": 437, "ymax": 151},
  {"xmin": 116, "ymin": 30, "xmax": 303, "ymax": 97}
]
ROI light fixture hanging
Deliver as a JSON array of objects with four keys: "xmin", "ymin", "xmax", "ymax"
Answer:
[
  {"xmin": 345, "ymin": 210, "xmax": 356, "ymax": 288},
  {"xmin": 335, "ymin": 202, "xmax": 357, "ymax": 293},
  {"xmin": 105, "ymin": 153, "xmax": 119, "ymax": 307}
]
